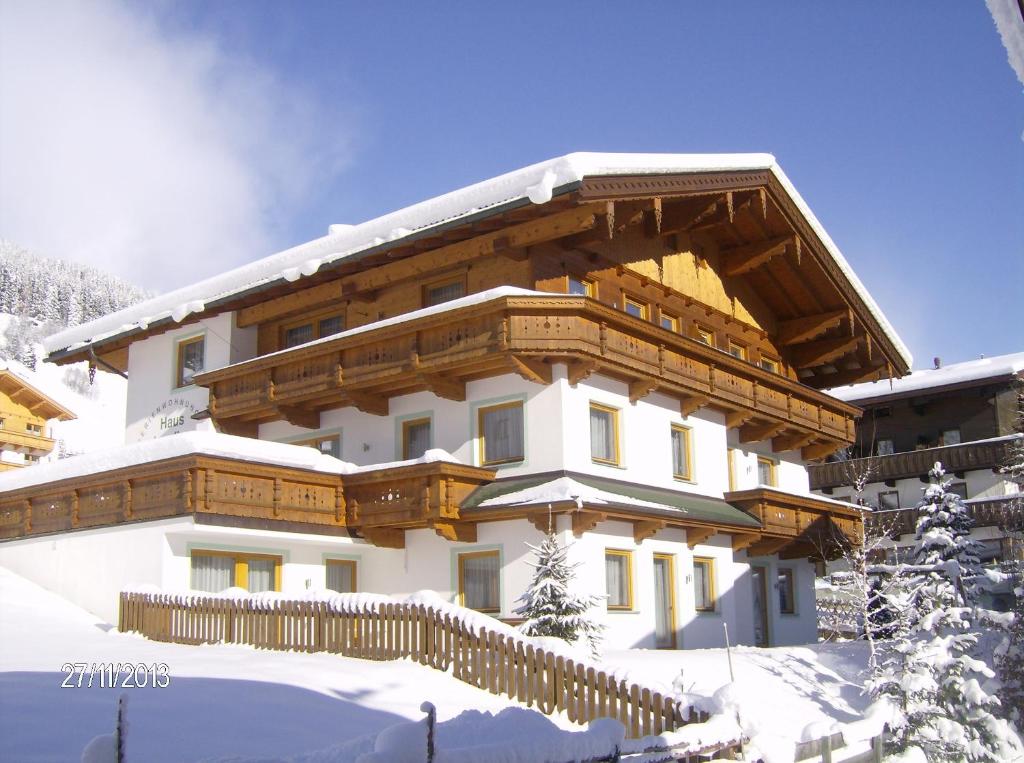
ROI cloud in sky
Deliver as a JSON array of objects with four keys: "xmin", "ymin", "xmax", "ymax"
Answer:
[{"xmin": 0, "ymin": 0, "xmax": 354, "ymax": 291}]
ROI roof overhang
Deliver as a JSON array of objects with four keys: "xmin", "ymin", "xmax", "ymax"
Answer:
[{"xmin": 0, "ymin": 369, "xmax": 76, "ymax": 421}]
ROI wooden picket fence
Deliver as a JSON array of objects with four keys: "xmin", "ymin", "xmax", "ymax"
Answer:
[{"xmin": 118, "ymin": 591, "xmax": 728, "ymax": 746}]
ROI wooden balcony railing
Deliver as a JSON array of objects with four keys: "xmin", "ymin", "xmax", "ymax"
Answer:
[
  {"xmin": 0, "ymin": 419, "xmax": 55, "ymax": 456},
  {"xmin": 869, "ymin": 495, "xmax": 1020, "ymax": 539},
  {"xmin": 0, "ymin": 454, "xmax": 493, "ymax": 547},
  {"xmin": 808, "ymin": 436, "xmax": 1021, "ymax": 490},
  {"xmin": 195, "ymin": 295, "xmax": 859, "ymax": 455}
]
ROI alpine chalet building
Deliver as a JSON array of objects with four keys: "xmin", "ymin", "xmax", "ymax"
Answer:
[{"xmin": 0, "ymin": 153, "xmax": 912, "ymax": 650}]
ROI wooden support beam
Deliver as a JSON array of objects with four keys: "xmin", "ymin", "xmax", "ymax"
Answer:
[
  {"xmin": 216, "ymin": 419, "xmax": 260, "ymax": 438},
  {"xmin": 746, "ymin": 537, "xmax": 792, "ymax": 558},
  {"xmin": 811, "ymin": 365, "xmax": 885, "ymax": 388},
  {"xmin": 361, "ymin": 527, "xmax": 405, "ymax": 549},
  {"xmin": 433, "ymin": 522, "xmax": 477, "ymax": 543},
  {"xmin": 633, "ymin": 519, "xmax": 666, "ymax": 544},
  {"xmin": 725, "ymin": 409, "xmax": 755, "ymax": 429},
  {"xmin": 643, "ymin": 198, "xmax": 663, "ymax": 237},
  {"xmin": 802, "ymin": 440, "xmax": 845, "ymax": 462},
  {"xmin": 237, "ymin": 280, "xmax": 342, "ymax": 327},
  {"xmin": 347, "ymin": 393, "xmax": 389, "ymax": 417},
  {"xmin": 508, "ymin": 356, "xmax": 553, "ymax": 385},
  {"xmin": 776, "ymin": 310, "xmax": 846, "ymax": 346},
  {"xmin": 772, "ymin": 431, "xmax": 817, "ymax": 453},
  {"xmin": 560, "ymin": 202, "xmax": 614, "ymax": 250},
  {"xmin": 572, "ymin": 511, "xmax": 606, "ymax": 538},
  {"xmin": 739, "ymin": 421, "xmax": 787, "ymax": 444},
  {"xmin": 528, "ymin": 512, "xmax": 554, "ymax": 534},
  {"xmin": 686, "ymin": 526, "xmax": 718, "ymax": 549},
  {"xmin": 659, "ymin": 196, "xmax": 721, "ymax": 236},
  {"xmin": 628, "ymin": 377, "xmax": 659, "ymax": 404},
  {"xmin": 418, "ymin": 374, "xmax": 466, "ymax": 402},
  {"xmin": 688, "ymin": 192, "xmax": 735, "ymax": 232},
  {"xmin": 274, "ymin": 405, "xmax": 320, "ymax": 430},
  {"xmin": 567, "ymin": 360, "xmax": 598, "ymax": 387},
  {"xmin": 790, "ymin": 336, "xmax": 861, "ymax": 369},
  {"xmin": 731, "ymin": 532, "xmax": 762, "ymax": 552},
  {"xmin": 680, "ymin": 394, "xmax": 710, "ymax": 418},
  {"xmin": 720, "ymin": 235, "xmax": 794, "ymax": 278}
]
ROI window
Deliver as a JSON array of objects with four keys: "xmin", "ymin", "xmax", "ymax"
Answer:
[
  {"xmin": 756, "ymin": 456, "xmax": 776, "ymax": 487},
  {"xmin": 190, "ymin": 550, "xmax": 281, "ymax": 593},
  {"xmin": 458, "ymin": 550, "xmax": 500, "ymax": 613},
  {"xmin": 778, "ymin": 568, "xmax": 795, "ymax": 614},
  {"xmin": 941, "ymin": 428, "xmax": 962, "ymax": 446},
  {"xmin": 589, "ymin": 403, "xmax": 620, "ymax": 465},
  {"xmin": 25, "ymin": 454, "xmax": 40, "ymax": 463},
  {"xmin": 283, "ymin": 314, "xmax": 345, "ymax": 349},
  {"xmin": 878, "ymin": 490, "xmax": 900, "ymax": 511},
  {"xmin": 623, "ymin": 296, "xmax": 648, "ymax": 320},
  {"xmin": 695, "ymin": 325, "xmax": 715, "ymax": 346},
  {"xmin": 402, "ymin": 418, "xmax": 431, "ymax": 460},
  {"xmin": 478, "ymin": 401, "xmax": 525, "ymax": 465},
  {"xmin": 759, "ymin": 356, "xmax": 779, "ymax": 374},
  {"xmin": 727, "ymin": 340, "xmax": 747, "ymax": 360},
  {"xmin": 176, "ymin": 335, "xmax": 205, "ymax": 388},
  {"xmin": 660, "ymin": 312, "xmax": 679, "ymax": 332},
  {"xmin": 727, "ymin": 447, "xmax": 738, "ymax": 491},
  {"xmin": 424, "ymin": 278, "xmax": 465, "ymax": 307},
  {"xmin": 671, "ymin": 425, "xmax": 693, "ymax": 480},
  {"xmin": 605, "ymin": 550, "xmax": 633, "ymax": 610},
  {"xmin": 25, "ymin": 422, "xmax": 42, "ymax": 435},
  {"xmin": 876, "ymin": 439, "xmax": 895, "ymax": 456},
  {"xmin": 326, "ymin": 559, "xmax": 357, "ymax": 593},
  {"xmin": 0, "ymin": 418, "xmax": 5, "ymax": 429},
  {"xmin": 693, "ymin": 557, "xmax": 716, "ymax": 612},
  {"xmin": 949, "ymin": 482, "xmax": 968, "ymax": 500},
  {"xmin": 567, "ymin": 276, "xmax": 594, "ymax": 297},
  {"xmin": 294, "ymin": 434, "xmax": 341, "ymax": 459}
]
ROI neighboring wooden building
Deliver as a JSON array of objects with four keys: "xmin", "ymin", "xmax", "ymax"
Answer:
[
  {"xmin": 0, "ymin": 153, "xmax": 913, "ymax": 649},
  {"xmin": 810, "ymin": 352, "xmax": 1024, "ymax": 607},
  {"xmin": 0, "ymin": 362, "xmax": 76, "ymax": 472}
]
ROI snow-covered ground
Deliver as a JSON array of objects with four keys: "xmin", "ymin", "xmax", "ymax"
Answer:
[{"xmin": 1, "ymin": 563, "xmax": 890, "ymax": 762}]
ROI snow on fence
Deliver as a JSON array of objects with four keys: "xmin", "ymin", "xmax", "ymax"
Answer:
[
  {"xmin": 815, "ymin": 598, "xmax": 861, "ymax": 640},
  {"xmin": 117, "ymin": 591, "xmax": 734, "ymax": 747}
]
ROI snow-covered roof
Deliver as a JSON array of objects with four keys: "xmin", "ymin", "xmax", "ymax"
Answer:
[
  {"xmin": 827, "ymin": 351, "xmax": 1024, "ymax": 403},
  {"xmin": 475, "ymin": 475, "xmax": 676, "ymax": 511},
  {"xmin": 43, "ymin": 152, "xmax": 912, "ymax": 368}
]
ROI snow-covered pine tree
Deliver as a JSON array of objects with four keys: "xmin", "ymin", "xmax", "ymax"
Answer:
[
  {"xmin": 997, "ymin": 378, "xmax": 1024, "ymax": 723},
  {"xmin": 869, "ymin": 462, "xmax": 1022, "ymax": 761},
  {"xmin": 513, "ymin": 529, "xmax": 604, "ymax": 656}
]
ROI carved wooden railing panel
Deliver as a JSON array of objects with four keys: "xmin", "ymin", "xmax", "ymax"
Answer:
[
  {"xmin": 809, "ymin": 437, "xmax": 1021, "ymax": 490},
  {"xmin": 869, "ymin": 495, "xmax": 1019, "ymax": 539},
  {"xmin": 195, "ymin": 296, "xmax": 860, "ymax": 451}
]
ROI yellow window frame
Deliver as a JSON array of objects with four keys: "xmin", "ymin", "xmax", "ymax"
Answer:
[
  {"xmin": 566, "ymin": 275, "xmax": 595, "ymax": 297},
  {"xmin": 652, "ymin": 553, "xmax": 677, "ymax": 648},
  {"xmin": 693, "ymin": 556, "xmax": 716, "ymax": 612},
  {"xmin": 757, "ymin": 456, "xmax": 777, "ymax": 487},
  {"xmin": 401, "ymin": 417, "xmax": 432, "ymax": 460},
  {"xmin": 477, "ymin": 400, "xmax": 525, "ymax": 466},
  {"xmin": 778, "ymin": 567, "xmax": 795, "ymax": 614},
  {"xmin": 326, "ymin": 559, "xmax": 357, "ymax": 593},
  {"xmin": 589, "ymin": 402, "xmax": 621, "ymax": 466},
  {"xmin": 759, "ymin": 356, "xmax": 780, "ymax": 374},
  {"xmin": 190, "ymin": 549, "xmax": 282, "ymax": 592},
  {"xmin": 695, "ymin": 324, "xmax": 715, "ymax": 346},
  {"xmin": 457, "ymin": 549, "xmax": 501, "ymax": 613},
  {"xmin": 727, "ymin": 447, "xmax": 738, "ymax": 491},
  {"xmin": 605, "ymin": 549, "xmax": 634, "ymax": 611},
  {"xmin": 623, "ymin": 295, "xmax": 649, "ymax": 320},
  {"xmin": 175, "ymin": 334, "xmax": 205, "ymax": 389},
  {"xmin": 281, "ymin": 311, "xmax": 345, "ymax": 348},
  {"xmin": 660, "ymin": 312, "xmax": 680, "ymax": 332},
  {"xmin": 671, "ymin": 424, "xmax": 694, "ymax": 481},
  {"xmin": 727, "ymin": 340, "xmax": 747, "ymax": 360}
]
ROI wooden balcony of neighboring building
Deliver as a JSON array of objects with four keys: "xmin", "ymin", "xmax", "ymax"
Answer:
[
  {"xmin": 0, "ymin": 417, "xmax": 55, "ymax": 457},
  {"xmin": 724, "ymin": 487, "xmax": 863, "ymax": 559},
  {"xmin": 868, "ymin": 495, "xmax": 1020, "ymax": 540},
  {"xmin": 195, "ymin": 294, "xmax": 860, "ymax": 459},
  {"xmin": 0, "ymin": 453, "xmax": 493, "ymax": 547},
  {"xmin": 808, "ymin": 436, "xmax": 1021, "ymax": 490}
]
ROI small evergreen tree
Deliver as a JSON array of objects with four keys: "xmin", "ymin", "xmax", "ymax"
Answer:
[
  {"xmin": 868, "ymin": 462, "xmax": 1023, "ymax": 761},
  {"xmin": 514, "ymin": 529, "xmax": 604, "ymax": 656}
]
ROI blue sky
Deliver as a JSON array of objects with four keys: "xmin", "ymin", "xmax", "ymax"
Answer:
[{"xmin": 2, "ymin": 1, "xmax": 1021, "ymax": 366}]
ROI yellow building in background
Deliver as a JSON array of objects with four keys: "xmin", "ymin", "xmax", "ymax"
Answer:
[{"xmin": 0, "ymin": 363, "xmax": 76, "ymax": 471}]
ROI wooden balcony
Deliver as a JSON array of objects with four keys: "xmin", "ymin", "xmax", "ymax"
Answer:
[
  {"xmin": 725, "ymin": 487, "xmax": 863, "ymax": 558},
  {"xmin": 808, "ymin": 436, "xmax": 1021, "ymax": 490},
  {"xmin": 0, "ymin": 454, "xmax": 493, "ymax": 547},
  {"xmin": 0, "ymin": 419, "xmax": 55, "ymax": 457},
  {"xmin": 869, "ymin": 495, "xmax": 1020, "ymax": 539},
  {"xmin": 195, "ymin": 295, "xmax": 860, "ymax": 457}
]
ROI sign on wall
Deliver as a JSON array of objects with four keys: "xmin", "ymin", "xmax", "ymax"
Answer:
[{"xmin": 138, "ymin": 397, "xmax": 201, "ymax": 440}]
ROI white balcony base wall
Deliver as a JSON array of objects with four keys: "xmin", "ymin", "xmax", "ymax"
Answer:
[{"xmin": 0, "ymin": 517, "xmax": 818, "ymax": 651}]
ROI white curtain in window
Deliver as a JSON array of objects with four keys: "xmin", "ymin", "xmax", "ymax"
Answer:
[
  {"xmin": 693, "ymin": 562, "xmax": 709, "ymax": 610},
  {"xmin": 326, "ymin": 563, "xmax": 355, "ymax": 593},
  {"xmin": 483, "ymin": 405, "xmax": 523, "ymax": 463},
  {"xmin": 284, "ymin": 324, "xmax": 314, "ymax": 348},
  {"xmin": 247, "ymin": 559, "xmax": 275, "ymax": 592},
  {"xmin": 605, "ymin": 554, "xmax": 628, "ymax": 607},
  {"xmin": 407, "ymin": 422, "xmax": 431, "ymax": 460},
  {"xmin": 462, "ymin": 554, "xmax": 500, "ymax": 611},
  {"xmin": 191, "ymin": 554, "xmax": 234, "ymax": 592},
  {"xmin": 427, "ymin": 281, "xmax": 465, "ymax": 306},
  {"xmin": 672, "ymin": 429, "xmax": 688, "ymax": 477},
  {"xmin": 590, "ymin": 408, "xmax": 614, "ymax": 461},
  {"xmin": 757, "ymin": 460, "xmax": 773, "ymax": 486}
]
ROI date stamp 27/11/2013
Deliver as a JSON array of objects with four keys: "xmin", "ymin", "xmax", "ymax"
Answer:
[{"xmin": 60, "ymin": 662, "xmax": 170, "ymax": 689}]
